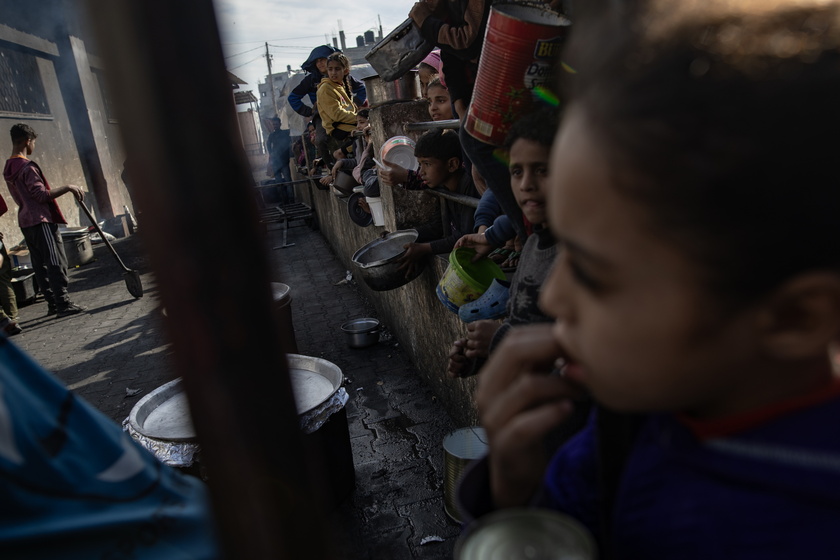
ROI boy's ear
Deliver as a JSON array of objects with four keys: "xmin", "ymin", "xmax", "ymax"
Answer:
[
  {"xmin": 755, "ymin": 272, "xmax": 840, "ymax": 360},
  {"xmin": 447, "ymin": 156, "xmax": 461, "ymax": 173}
]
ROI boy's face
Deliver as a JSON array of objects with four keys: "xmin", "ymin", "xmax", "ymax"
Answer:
[
  {"xmin": 426, "ymin": 85, "xmax": 452, "ymax": 122},
  {"xmin": 315, "ymin": 58, "xmax": 328, "ymax": 74},
  {"xmin": 356, "ymin": 115, "xmax": 369, "ymax": 130},
  {"xmin": 417, "ymin": 156, "xmax": 457, "ymax": 188},
  {"xmin": 25, "ymin": 138, "xmax": 35, "ymax": 155},
  {"xmin": 326, "ymin": 60, "xmax": 347, "ymax": 84},
  {"xmin": 509, "ymin": 138, "xmax": 549, "ymax": 226},
  {"xmin": 540, "ymin": 107, "xmax": 761, "ymax": 418}
]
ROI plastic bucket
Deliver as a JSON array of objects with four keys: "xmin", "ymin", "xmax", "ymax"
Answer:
[
  {"xmin": 443, "ymin": 427, "xmax": 488, "ymax": 523},
  {"xmin": 465, "ymin": 3, "xmax": 570, "ymax": 145},
  {"xmin": 436, "ymin": 248, "xmax": 506, "ymax": 313},
  {"xmin": 366, "ymin": 197, "xmax": 385, "ymax": 226}
]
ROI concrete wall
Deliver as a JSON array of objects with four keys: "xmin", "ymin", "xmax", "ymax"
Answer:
[
  {"xmin": 0, "ymin": 26, "xmax": 87, "ymax": 246},
  {"xmin": 0, "ymin": 9, "xmax": 131, "ymax": 245},
  {"xmin": 293, "ymin": 100, "xmax": 481, "ymax": 428}
]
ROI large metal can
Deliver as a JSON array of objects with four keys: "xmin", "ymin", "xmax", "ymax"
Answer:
[{"xmin": 455, "ymin": 508, "xmax": 597, "ymax": 560}]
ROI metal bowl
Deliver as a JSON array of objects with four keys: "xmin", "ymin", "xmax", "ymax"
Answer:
[
  {"xmin": 341, "ymin": 318, "xmax": 381, "ymax": 349},
  {"xmin": 363, "ymin": 71, "xmax": 420, "ymax": 106},
  {"xmin": 128, "ymin": 355, "xmax": 344, "ymax": 441},
  {"xmin": 351, "ymin": 230, "xmax": 425, "ymax": 291}
]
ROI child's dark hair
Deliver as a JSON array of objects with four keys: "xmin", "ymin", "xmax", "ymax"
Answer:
[
  {"xmin": 10, "ymin": 123, "xmax": 36, "ymax": 144},
  {"xmin": 414, "ymin": 129, "xmax": 461, "ymax": 163},
  {"xmin": 357, "ymin": 108, "xmax": 369, "ymax": 119},
  {"xmin": 503, "ymin": 107, "xmax": 560, "ymax": 150},
  {"xmin": 564, "ymin": 1, "xmax": 840, "ymax": 302},
  {"xmin": 327, "ymin": 52, "xmax": 352, "ymax": 99},
  {"xmin": 425, "ymin": 78, "xmax": 447, "ymax": 94}
]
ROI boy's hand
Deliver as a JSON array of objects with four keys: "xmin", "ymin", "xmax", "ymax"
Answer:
[
  {"xmin": 378, "ymin": 163, "xmax": 409, "ymax": 187},
  {"xmin": 476, "ymin": 324, "xmax": 584, "ymax": 508},
  {"xmin": 447, "ymin": 338, "xmax": 475, "ymax": 378},
  {"xmin": 465, "ymin": 319, "xmax": 499, "ymax": 360},
  {"xmin": 455, "ymin": 233, "xmax": 494, "ymax": 262},
  {"xmin": 397, "ymin": 242, "xmax": 431, "ymax": 278},
  {"xmin": 66, "ymin": 185, "xmax": 85, "ymax": 202},
  {"xmin": 320, "ymin": 175, "xmax": 333, "ymax": 186}
]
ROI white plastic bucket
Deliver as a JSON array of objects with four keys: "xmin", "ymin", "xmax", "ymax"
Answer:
[{"xmin": 366, "ymin": 197, "xmax": 385, "ymax": 226}]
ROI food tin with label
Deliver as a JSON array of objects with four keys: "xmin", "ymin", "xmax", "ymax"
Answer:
[{"xmin": 455, "ymin": 508, "xmax": 597, "ymax": 560}]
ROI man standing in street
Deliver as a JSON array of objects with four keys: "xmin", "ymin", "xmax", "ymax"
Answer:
[
  {"xmin": 265, "ymin": 117, "xmax": 293, "ymax": 204},
  {"xmin": 3, "ymin": 124, "xmax": 85, "ymax": 318}
]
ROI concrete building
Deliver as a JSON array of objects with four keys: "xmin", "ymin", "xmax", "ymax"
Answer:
[{"xmin": 0, "ymin": 0, "xmax": 131, "ymax": 243}]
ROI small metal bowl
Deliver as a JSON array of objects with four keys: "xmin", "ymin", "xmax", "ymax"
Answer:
[{"xmin": 341, "ymin": 318, "xmax": 381, "ymax": 349}]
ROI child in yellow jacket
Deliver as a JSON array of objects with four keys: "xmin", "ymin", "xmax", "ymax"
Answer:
[{"xmin": 316, "ymin": 52, "xmax": 357, "ymax": 164}]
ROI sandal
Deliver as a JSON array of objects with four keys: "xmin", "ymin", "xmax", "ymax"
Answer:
[
  {"xmin": 500, "ymin": 251, "xmax": 521, "ymax": 272},
  {"xmin": 487, "ymin": 247, "xmax": 511, "ymax": 264},
  {"xmin": 458, "ymin": 279, "xmax": 511, "ymax": 323}
]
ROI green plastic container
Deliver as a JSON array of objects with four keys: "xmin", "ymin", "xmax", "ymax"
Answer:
[{"xmin": 436, "ymin": 248, "xmax": 506, "ymax": 312}]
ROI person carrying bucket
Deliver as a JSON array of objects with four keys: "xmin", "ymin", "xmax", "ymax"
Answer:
[{"xmin": 448, "ymin": 107, "xmax": 564, "ymax": 379}]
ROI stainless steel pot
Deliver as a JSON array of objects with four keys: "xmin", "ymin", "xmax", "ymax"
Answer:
[
  {"xmin": 351, "ymin": 230, "xmax": 426, "ymax": 291},
  {"xmin": 363, "ymin": 71, "xmax": 420, "ymax": 106},
  {"xmin": 364, "ymin": 18, "xmax": 433, "ymax": 81},
  {"xmin": 341, "ymin": 318, "xmax": 381, "ymax": 349},
  {"xmin": 333, "ymin": 170, "xmax": 359, "ymax": 194}
]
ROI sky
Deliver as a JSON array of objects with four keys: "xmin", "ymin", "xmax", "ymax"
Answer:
[{"xmin": 214, "ymin": 0, "xmax": 412, "ymax": 91}]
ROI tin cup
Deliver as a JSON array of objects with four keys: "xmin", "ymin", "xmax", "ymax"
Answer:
[{"xmin": 455, "ymin": 508, "xmax": 597, "ymax": 560}]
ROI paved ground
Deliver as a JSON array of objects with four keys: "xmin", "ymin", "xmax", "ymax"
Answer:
[{"xmin": 10, "ymin": 218, "xmax": 463, "ymax": 559}]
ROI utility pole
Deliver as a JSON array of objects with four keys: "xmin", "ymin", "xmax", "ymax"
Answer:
[{"xmin": 265, "ymin": 41, "xmax": 278, "ymax": 119}]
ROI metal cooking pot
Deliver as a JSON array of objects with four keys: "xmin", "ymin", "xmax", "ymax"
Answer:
[
  {"xmin": 365, "ymin": 18, "xmax": 433, "ymax": 82},
  {"xmin": 351, "ymin": 230, "xmax": 426, "ymax": 291},
  {"xmin": 363, "ymin": 71, "xmax": 420, "ymax": 106},
  {"xmin": 341, "ymin": 318, "xmax": 381, "ymax": 349},
  {"xmin": 333, "ymin": 171, "xmax": 359, "ymax": 195}
]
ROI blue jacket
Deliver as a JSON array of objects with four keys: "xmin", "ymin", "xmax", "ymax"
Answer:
[
  {"xmin": 287, "ymin": 45, "xmax": 367, "ymax": 118},
  {"xmin": 459, "ymin": 389, "xmax": 840, "ymax": 559}
]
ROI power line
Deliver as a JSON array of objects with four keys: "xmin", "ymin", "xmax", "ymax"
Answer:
[
  {"xmin": 224, "ymin": 45, "xmax": 265, "ymax": 59},
  {"xmin": 229, "ymin": 55, "xmax": 264, "ymax": 70}
]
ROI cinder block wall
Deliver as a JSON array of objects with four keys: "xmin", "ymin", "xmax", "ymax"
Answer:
[{"xmin": 297, "ymin": 101, "xmax": 480, "ymax": 429}]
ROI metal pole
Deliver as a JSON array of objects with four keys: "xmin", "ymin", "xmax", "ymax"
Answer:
[
  {"xmin": 403, "ymin": 118, "xmax": 460, "ymax": 132},
  {"xmin": 266, "ymin": 42, "xmax": 278, "ymax": 118},
  {"xmin": 430, "ymin": 187, "xmax": 480, "ymax": 208},
  {"xmin": 84, "ymin": 1, "xmax": 335, "ymax": 558}
]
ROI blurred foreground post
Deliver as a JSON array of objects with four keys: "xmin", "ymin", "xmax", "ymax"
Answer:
[{"xmin": 84, "ymin": 1, "xmax": 335, "ymax": 557}]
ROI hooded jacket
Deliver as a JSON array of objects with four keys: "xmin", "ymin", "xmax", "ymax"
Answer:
[
  {"xmin": 3, "ymin": 157, "xmax": 66, "ymax": 228},
  {"xmin": 316, "ymin": 77, "xmax": 357, "ymax": 135},
  {"xmin": 287, "ymin": 45, "xmax": 367, "ymax": 117}
]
